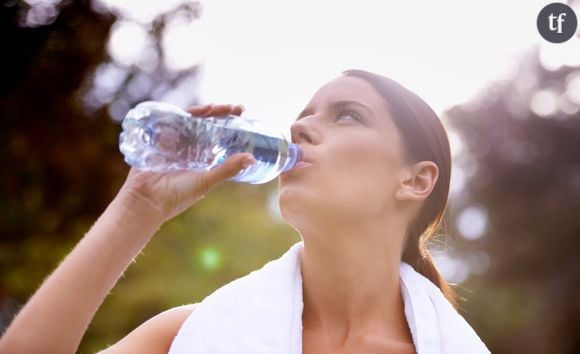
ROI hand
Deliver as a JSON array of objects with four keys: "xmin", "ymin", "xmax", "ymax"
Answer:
[
  {"xmin": 0, "ymin": 104, "xmax": 255, "ymax": 354},
  {"xmin": 118, "ymin": 103, "xmax": 256, "ymax": 222}
]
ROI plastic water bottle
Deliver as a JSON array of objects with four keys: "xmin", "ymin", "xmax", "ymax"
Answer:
[{"xmin": 119, "ymin": 101, "xmax": 302, "ymax": 184}]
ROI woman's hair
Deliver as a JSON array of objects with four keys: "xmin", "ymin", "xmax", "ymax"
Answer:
[{"xmin": 343, "ymin": 69, "xmax": 457, "ymax": 307}]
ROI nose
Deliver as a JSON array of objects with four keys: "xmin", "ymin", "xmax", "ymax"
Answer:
[{"xmin": 290, "ymin": 118, "xmax": 318, "ymax": 145}]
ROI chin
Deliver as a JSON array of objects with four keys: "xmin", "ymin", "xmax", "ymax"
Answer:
[
  {"xmin": 278, "ymin": 187, "xmax": 312, "ymax": 224},
  {"xmin": 279, "ymin": 192, "xmax": 335, "ymax": 233},
  {"xmin": 277, "ymin": 179, "xmax": 305, "ymax": 206}
]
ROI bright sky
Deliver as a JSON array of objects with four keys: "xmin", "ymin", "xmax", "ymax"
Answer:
[{"xmin": 100, "ymin": 0, "xmax": 580, "ymax": 132}]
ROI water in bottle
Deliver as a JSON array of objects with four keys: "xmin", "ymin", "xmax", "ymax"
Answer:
[{"xmin": 119, "ymin": 101, "xmax": 302, "ymax": 184}]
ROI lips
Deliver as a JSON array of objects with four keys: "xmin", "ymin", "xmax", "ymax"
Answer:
[
  {"xmin": 293, "ymin": 161, "xmax": 313, "ymax": 169},
  {"xmin": 299, "ymin": 156, "xmax": 312, "ymax": 165},
  {"xmin": 297, "ymin": 149, "xmax": 314, "ymax": 165},
  {"xmin": 298, "ymin": 148, "xmax": 313, "ymax": 163}
]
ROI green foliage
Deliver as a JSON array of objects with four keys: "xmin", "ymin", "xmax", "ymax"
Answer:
[
  {"xmin": 1, "ymin": 0, "xmax": 125, "ymax": 332},
  {"xmin": 84, "ymin": 183, "xmax": 299, "ymax": 352}
]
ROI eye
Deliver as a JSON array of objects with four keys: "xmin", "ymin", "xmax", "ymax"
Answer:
[{"xmin": 335, "ymin": 109, "xmax": 362, "ymax": 123}]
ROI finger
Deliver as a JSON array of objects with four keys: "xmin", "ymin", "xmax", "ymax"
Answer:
[
  {"xmin": 207, "ymin": 104, "xmax": 236, "ymax": 117},
  {"xmin": 187, "ymin": 104, "xmax": 245, "ymax": 118},
  {"xmin": 202, "ymin": 153, "xmax": 256, "ymax": 189},
  {"xmin": 232, "ymin": 104, "xmax": 245, "ymax": 116},
  {"xmin": 187, "ymin": 104, "xmax": 213, "ymax": 116}
]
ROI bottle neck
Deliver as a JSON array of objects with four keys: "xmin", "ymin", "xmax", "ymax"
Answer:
[{"xmin": 282, "ymin": 143, "xmax": 302, "ymax": 172}]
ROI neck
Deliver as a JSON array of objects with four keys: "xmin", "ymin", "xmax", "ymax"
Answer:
[{"xmin": 299, "ymin": 220, "xmax": 411, "ymax": 342}]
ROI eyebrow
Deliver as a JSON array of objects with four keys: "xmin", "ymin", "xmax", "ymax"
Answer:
[{"xmin": 296, "ymin": 100, "xmax": 374, "ymax": 120}]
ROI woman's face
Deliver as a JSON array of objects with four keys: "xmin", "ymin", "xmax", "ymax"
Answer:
[{"xmin": 278, "ymin": 75, "xmax": 412, "ymax": 229}]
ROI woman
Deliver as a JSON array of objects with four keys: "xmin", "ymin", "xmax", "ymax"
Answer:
[{"xmin": 0, "ymin": 70, "xmax": 489, "ymax": 353}]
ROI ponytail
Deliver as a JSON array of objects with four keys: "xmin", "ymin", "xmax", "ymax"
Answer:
[{"xmin": 402, "ymin": 216, "xmax": 458, "ymax": 309}]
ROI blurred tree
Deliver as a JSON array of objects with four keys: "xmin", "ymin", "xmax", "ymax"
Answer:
[
  {"xmin": 446, "ymin": 46, "xmax": 580, "ymax": 354},
  {"xmin": 0, "ymin": 0, "xmax": 300, "ymax": 351},
  {"xmin": 0, "ymin": 0, "xmax": 122, "ymax": 312}
]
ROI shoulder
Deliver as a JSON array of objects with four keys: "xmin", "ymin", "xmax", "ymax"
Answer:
[{"xmin": 98, "ymin": 304, "xmax": 197, "ymax": 354}]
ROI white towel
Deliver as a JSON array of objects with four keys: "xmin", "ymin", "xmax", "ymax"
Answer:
[{"xmin": 168, "ymin": 242, "xmax": 490, "ymax": 354}]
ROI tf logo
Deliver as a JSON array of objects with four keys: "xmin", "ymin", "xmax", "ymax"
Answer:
[{"xmin": 537, "ymin": 2, "xmax": 578, "ymax": 43}]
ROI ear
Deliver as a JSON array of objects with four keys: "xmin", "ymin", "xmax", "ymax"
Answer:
[{"xmin": 395, "ymin": 161, "xmax": 439, "ymax": 201}]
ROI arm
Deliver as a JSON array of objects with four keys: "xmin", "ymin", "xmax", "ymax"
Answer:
[
  {"xmin": 0, "ymin": 104, "xmax": 254, "ymax": 354},
  {"xmin": 97, "ymin": 304, "xmax": 197, "ymax": 354}
]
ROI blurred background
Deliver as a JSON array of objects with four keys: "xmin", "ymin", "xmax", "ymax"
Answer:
[{"xmin": 1, "ymin": 0, "xmax": 580, "ymax": 352}]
